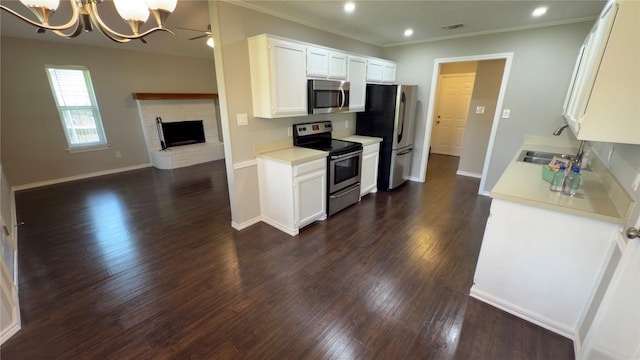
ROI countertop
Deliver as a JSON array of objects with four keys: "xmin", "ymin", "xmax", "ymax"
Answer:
[
  {"xmin": 491, "ymin": 137, "xmax": 634, "ymax": 225},
  {"xmin": 255, "ymin": 146, "xmax": 327, "ymax": 165},
  {"xmin": 255, "ymin": 134, "xmax": 382, "ymax": 165},
  {"xmin": 336, "ymin": 135, "xmax": 383, "ymax": 146}
]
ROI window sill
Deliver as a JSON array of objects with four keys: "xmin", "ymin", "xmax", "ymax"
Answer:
[{"xmin": 67, "ymin": 144, "xmax": 111, "ymax": 153}]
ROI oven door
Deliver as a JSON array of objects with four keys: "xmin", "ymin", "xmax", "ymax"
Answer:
[{"xmin": 329, "ymin": 150, "xmax": 362, "ymax": 194}]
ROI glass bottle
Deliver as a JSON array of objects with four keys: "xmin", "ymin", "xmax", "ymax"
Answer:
[
  {"xmin": 550, "ymin": 165, "xmax": 566, "ymax": 192},
  {"xmin": 562, "ymin": 166, "xmax": 581, "ymax": 196}
]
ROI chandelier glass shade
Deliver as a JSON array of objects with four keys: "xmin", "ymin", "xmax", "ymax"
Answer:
[{"xmin": 0, "ymin": 0, "xmax": 178, "ymax": 43}]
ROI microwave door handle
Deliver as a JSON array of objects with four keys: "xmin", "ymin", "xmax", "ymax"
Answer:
[
  {"xmin": 398, "ymin": 91, "xmax": 407, "ymax": 143},
  {"xmin": 337, "ymin": 87, "xmax": 345, "ymax": 110}
]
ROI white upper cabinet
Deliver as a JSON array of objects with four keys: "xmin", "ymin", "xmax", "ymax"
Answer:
[
  {"xmin": 248, "ymin": 35, "xmax": 308, "ymax": 118},
  {"xmin": 248, "ymin": 34, "xmax": 399, "ymax": 118},
  {"xmin": 306, "ymin": 46, "xmax": 329, "ymax": 78},
  {"xmin": 562, "ymin": 0, "xmax": 640, "ymax": 144},
  {"xmin": 328, "ymin": 52, "xmax": 348, "ymax": 80},
  {"xmin": 347, "ymin": 56, "xmax": 367, "ymax": 112},
  {"xmin": 367, "ymin": 58, "xmax": 397, "ymax": 84},
  {"xmin": 307, "ymin": 47, "xmax": 348, "ymax": 80}
]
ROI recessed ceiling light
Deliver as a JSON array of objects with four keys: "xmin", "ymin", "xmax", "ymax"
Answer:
[
  {"xmin": 344, "ymin": 2, "xmax": 355, "ymax": 13},
  {"xmin": 532, "ymin": 6, "xmax": 548, "ymax": 17},
  {"xmin": 404, "ymin": 28, "xmax": 414, "ymax": 37}
]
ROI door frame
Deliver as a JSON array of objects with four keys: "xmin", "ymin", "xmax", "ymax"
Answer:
[{"xmin": 418, "ymin": 52, "xmax": 513, "ymax": 195}]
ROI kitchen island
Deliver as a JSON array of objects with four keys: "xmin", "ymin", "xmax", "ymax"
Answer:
[{"xmin": 471, "ymin": 136, "xmax": 635, "ymax": 343}]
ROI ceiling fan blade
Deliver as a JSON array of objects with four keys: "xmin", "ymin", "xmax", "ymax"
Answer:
[
  {"xmin": 178, "ymin": 27, "xmax": 207, "ymax": 33},
  {"xmin": 188, "ymin": 35, "xmax": 208, "ymax": 40}
]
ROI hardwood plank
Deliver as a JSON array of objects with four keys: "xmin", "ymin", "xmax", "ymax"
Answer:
[{"xmin": 0, "ymin": 155, "xmax": 575, "ymax": 359}]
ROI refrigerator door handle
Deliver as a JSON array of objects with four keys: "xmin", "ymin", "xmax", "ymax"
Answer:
[
  {"xmin": 397, "ymin": 148, "xmax": 412, "ymax": 156},
  {"xmin": 397, "ymin": 91, "xmax": 407, "ymax": 143}
]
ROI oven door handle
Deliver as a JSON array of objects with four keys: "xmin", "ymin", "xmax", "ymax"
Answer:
[
  {"xmin": 330, "ymin": 151, "xmax": 362, "ymax": 160},
  {"xmin": 330, "ymin": 183, "xmax": 360, "ymax": 199}
]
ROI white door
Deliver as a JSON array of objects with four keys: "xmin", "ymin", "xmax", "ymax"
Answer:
[
  {"xmin": 580, "ymin": 216, "xmax": 640, "ymax": 359},
  {"xmin": 294, "ymin": 170, "xmax": 326, "ymax": 228},
  {"xmin": 430, "ymin": 74, "xmax": 475, "ymax": 156}
]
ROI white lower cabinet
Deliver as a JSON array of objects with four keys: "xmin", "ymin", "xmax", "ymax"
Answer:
[
  {"xmin": 360, "ymin": 143, "xmax": 380, "ymax": 197},
  {"xmin": 257, "ymin": 157, "xmax": 326, "ymax": 235},
  {"xmin": 471, "ymin": 199, "xmax": 620, "ymax": 339}
]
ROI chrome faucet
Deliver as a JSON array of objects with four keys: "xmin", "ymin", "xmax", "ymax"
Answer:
[{"xmin": 553, "ymin": 124, "xmax": 585, "ymax": 167}]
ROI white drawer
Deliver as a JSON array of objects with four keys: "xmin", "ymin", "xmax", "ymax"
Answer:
[
  {"xmin": 293, "ymin": 158, "xmax": 326, "ymax": 177},
  {"xmin": 363, "ymin": 143, "xmax": 380, "ymax": 155}
]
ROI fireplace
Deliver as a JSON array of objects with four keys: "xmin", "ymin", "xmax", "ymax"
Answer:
[{"xmin": 161, "ymin": 120, "xmax": 205, "ymax": 148}]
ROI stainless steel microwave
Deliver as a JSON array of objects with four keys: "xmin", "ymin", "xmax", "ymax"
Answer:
[{"xmin": 307, "ymin": 79, "xmax": 350, "ymax": 114}]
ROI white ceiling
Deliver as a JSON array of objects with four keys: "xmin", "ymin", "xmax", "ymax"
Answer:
[{"xmin": 0, "ymin": 0, "xmax": 606, "ymax": 58}]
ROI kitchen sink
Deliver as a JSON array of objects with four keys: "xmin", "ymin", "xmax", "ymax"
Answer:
[{"xmin": 516, "ymin": 149, "xmax": 590, "ymax": 171}]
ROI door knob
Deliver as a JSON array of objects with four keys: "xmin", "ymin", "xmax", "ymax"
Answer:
[{"xmin": 626, "ymin": 227, "xmax": 639, "ymax": 239}]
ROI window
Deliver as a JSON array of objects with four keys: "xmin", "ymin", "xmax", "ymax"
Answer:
[{"xmin": 45, "ymin": 65, "xmax": 107, "ymax": 150}]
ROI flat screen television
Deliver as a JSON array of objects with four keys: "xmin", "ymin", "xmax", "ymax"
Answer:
[{"xmin": 162, "ymin": 120, "xmax": 205, "ymax": 148}]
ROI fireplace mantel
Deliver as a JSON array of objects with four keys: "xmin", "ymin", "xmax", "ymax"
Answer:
[{"xmin": 132, "ymin": 93, "xmax": 218, "ymax": 101}]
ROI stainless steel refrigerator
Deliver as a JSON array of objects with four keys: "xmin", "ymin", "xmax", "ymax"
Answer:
[{"xmin": 356, "ymin": 84, "xmax": 418, "ymax": 190}]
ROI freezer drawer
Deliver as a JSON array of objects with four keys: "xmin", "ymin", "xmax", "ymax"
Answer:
[{"xmin": 389, "ymin": 147, "xmax": 412, "ymax": 189}]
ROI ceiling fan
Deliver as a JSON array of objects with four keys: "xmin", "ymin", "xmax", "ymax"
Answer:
[{"xmin": 179, "ymin": 24, "xmax": 214, "ymax": 48}]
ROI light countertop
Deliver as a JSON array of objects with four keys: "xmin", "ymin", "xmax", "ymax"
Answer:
[
  {"xmin": 256, "ymin": 146, "xmax": 327, "ymax": 165},
  {"xmin": 491, "ymin": 137, "xmax": 634, "ymax": 225},
  {"xmin": 336, "ymin": 135, "xmax": 383, "ymax": 146}
]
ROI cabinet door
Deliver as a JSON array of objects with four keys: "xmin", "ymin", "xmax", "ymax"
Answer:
[
  {"xmin": 328, "ymin": 52, "xmax": 348, "ymax": 80},
  {"xmin": 563, "ymin": 2, "xmax": 615, "ymax": 132},
  {"xmin": 366, "ymin": 59, "xmax": 384, "ymax": 82},
  {"xmin": 294, "ymin": 170, "xmax": 326, "ymax": 228},
  {"xmin": 269, "ymin": 38, "xmax": 308, "ymax": 117},
  {"xmin": 360, "ymin": 149, "xmax": 379, "ymax": 196},
  {"xmin": 347, "ymin": 56, "xmax": 367, "ymax": 112},
  {"xmin": 307, "ymin": 46, "xmax": 329, "ymax": 78},
  {"xmin": 382, "ymin": 62, "xmax": 397, "ymax": 83}
]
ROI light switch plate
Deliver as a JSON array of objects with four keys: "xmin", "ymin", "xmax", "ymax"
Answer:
[
  {"xmin": 502, "ymin": 109, "xmax": 511, "ymax": 119},
  {"xmin": 237, "ymin": 113, "xmax": 248, "ymax": 126},
  {"xmin": 475, "ymin": 106, "xmax": 485, "ymax": 114}
]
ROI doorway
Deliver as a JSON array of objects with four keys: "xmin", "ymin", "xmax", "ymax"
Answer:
[
  {"xmin": 418, "ymin": 53, "xmax": 513, "ymax": 195},
  {"xmin": 430, "ymin": 62, "xmax": 477, "ymax": 156}
]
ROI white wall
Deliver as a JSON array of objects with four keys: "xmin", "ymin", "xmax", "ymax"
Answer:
[
  {"xmin": 458, "ymin": 59, "xmax": 506, "ymax": 176},
  {"xmin": 385, "ymin": 21, "xmax": 594, "ymax": 193},
  {"xmin": 0, "ymin": 37, "xmax": 217, "ymax": 186}
]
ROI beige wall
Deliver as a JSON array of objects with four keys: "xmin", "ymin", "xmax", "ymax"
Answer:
[
  {"xmin": 458, "ymin": 59, "xmax": 506, "ymax": 176},
  {"xmin": 0, "ymin": 37, "xmax": 217, "ymax": 186},
  {"xmin": 385, "ymin": 21, "xmax": 594, "ymax": 193},
  {"xmin": 211, "ymin": 1, "xmax": 382, "ymax": 226}
]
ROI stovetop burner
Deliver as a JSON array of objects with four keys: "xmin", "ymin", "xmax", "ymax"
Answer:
[{"xmin": 293, "ymin": 121, "xmax": 362, "ymax": 156}]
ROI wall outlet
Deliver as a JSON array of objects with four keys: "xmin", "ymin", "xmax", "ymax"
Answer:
[
  {"xmin": 502, "ymin": 109, "xmax": 511, "ymax": 119},
  {"xmin": 237, "ymin": 113, "xmax": 248, "ymax": 126},
  {"xmin": 287, "ymin": 126, "xmax": 292, "ymax": 137},
  {"xmin": 475, "ymin": 106, "xmax": 485, "ymax": 114},
  {"xmin": 115, "ymin": 151, "xmax": 122, "ymax": 158}
]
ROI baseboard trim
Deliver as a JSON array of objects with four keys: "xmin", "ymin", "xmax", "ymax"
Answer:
[
  {"xmin": 478, "ymin": 190, "xmax": 491, "ymax": 197},
  {"xmin": 456, "ymin": 170, "xmax": 482, "ymax": 179},
  {"xmin": 12, "ymin": 164, "xmax": 152, "ymax": 191},
  {"xmin": 470, "ymin": 286, "xmax": 576, "ymax": 340},
  {"xmin": 0, "ymin": 322, "xmax": 21, "ymax": 345},
  {"xmin": 231, "ymin": 216, "xmax": 262, "ymax": 231},
  {"xmin": 258, "ymin": 217, "xmax": 299, "ymax": 236}
]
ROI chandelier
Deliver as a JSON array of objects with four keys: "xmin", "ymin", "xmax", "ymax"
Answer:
[{"xmin": 0, "ymin": 0, "xmax": 178, "ymax": 43}]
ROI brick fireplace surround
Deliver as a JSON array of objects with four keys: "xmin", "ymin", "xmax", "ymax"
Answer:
[{"xmin": 133, "ymin": 93, "xmax": 224, "ymax": 170}]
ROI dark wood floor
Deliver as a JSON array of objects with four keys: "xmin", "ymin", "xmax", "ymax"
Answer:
[{"xmin": 1, "ymin": 154, "xmax": 574, "ymax": 359}]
